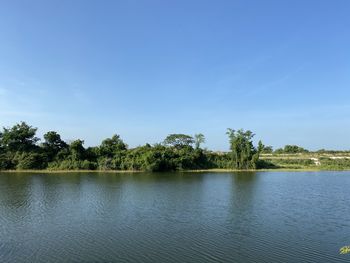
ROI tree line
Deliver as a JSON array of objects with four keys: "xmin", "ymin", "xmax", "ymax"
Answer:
[{"xmin": 0, "ymin": 122, "xmax": 308, "ymax": 171}]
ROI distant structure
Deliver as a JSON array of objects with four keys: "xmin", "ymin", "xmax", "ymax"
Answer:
[{"xmin": 310, "ymin": 158, "xmax": 321, "ymax": 166}]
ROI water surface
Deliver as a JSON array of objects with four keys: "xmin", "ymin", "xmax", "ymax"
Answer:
[{"xmin": 0, "ymin": 171, "xmax": 349, "ymax": 262}]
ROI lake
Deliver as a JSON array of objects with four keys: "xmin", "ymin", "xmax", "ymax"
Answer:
[{"xmin": 0, "ymin": 171, "xmax": 349, "ymax": 262}]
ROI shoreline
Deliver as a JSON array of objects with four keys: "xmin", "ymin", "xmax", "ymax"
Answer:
[{"xmin": 1, "ymin": 168, "xmax": 350, "ymax": 174}]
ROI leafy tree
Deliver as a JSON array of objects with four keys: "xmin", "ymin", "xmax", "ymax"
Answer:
[
  {"xmin": 226, "ymin": 128, "xmax": 259, "ymax": 169},
  {"xmin": 96, "ymin": 135, "xmax": 127, "ymax": 170},
  {"xmin": 85, "ymin": 146, "xmax": 99, "ymax": 162},
  {"xmin": 43, "ymin": 131, "xmax": 67, "ymax": 150},
  {"xmin": 42, "ymin": 131, "xmax": 68, "ymax": 161},
  {"xmin": 283, "ymin": 145, "xmax": 308, "ymax": 153},
  {"xmin": 99, "ymin": 134, "xmax": 127, "ymax": 157},
  {"xmin": 163, "ymin": 134, "xmax": 194, "ymax": 148},
  {"xmin": 258, "ymin": 140, "xmax": 264, "ymax": 154},
  {"xmin": 0, "ymin": 122, "xmax": 39, "ymax": 152},
  {"xmin": 69, "ymin": 140, "xmax": 86, "ymax": 161},
  {"xmin": 142, "ymin": 144, "xmax": 177, "ymax": 171},
  {"xmin": 275, "ymin": 145, "xmax": 308, "ymax": 154},
  {"xmin": 262, "ymin": 145, "xmax": 273, "ymax": 154},
  {"xmin": 257, "ymin": 141, "xmax": 273, "ymax": 154},
  {"xmin": 0, "ymin": 152, "xmax": 16, "ymax": 170},
  {"xmin": 274, "ymin": 148, "xmax": 284, "ymax": 154},
  {"xmin": 194, "ymin": 133, "xmax": 205, "ymax": 149}
]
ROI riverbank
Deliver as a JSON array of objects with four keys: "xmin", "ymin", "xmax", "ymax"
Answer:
[
  {"xmin": 260, "ymin": 153, "xmax": 350, "ymax": 171},
  {"xmin": 2, "ymin": 167, "xmax": 350, "ymax": 173},
  {"xmin": 0, "ymin": 169, "xmax": 143, "ymax": 173}
]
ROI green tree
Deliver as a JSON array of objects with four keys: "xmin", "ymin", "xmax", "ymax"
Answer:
[
  {"xmin": 262, "ymin": 145, "xmax": 273, "ymax": 154},
  {"xmin": 15, "ymin": 152, "xmax": 46, "ymax": 170},
  {"xmin": 69, "ymin": 140, "xmax": 86, "ymax": 161},
  {"xmin": 194, "ymin": 133, "xmax": 205, "ymax": 149},
  {"xmin": 163, "ymin": 134, "xmax": 194, "ymax": 148},
  {"xmin": 226, "ymin": 128, "xmax": 259, "ymax": 169},
  {"xmin": 275, "ymin": 145, "xmax": 308, "ymax": 154},
  {"xmin": 99, "ymin": 134, "xmax": 127, "ymax": 157},
  {"xmin": 257, "ymin": 141, "xmax": 273, "ymax": 154},
  {"xmin": 283, "ymin": 145, "xmax": 308, "ymax": 153},
  {"xmin": 258, "ymin": 140, "xmax": 264, "ymax": 154},
  {"xmin": 0, "ymin": 152, "xmax": 15, "ymax": 169},
  {"xmin": 42, "ymin": 131, "xmax": 68, "ymax": 161},
  {"xmin": 0, "ymin": 122, "xmax": 39, "ymax": 152}
]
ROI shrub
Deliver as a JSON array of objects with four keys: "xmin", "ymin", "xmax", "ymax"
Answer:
[{"xmin": 15, "ymin": 152, "xmax": 47, "ymax": 170}]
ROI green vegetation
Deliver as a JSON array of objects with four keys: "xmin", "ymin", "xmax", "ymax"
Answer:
[
  {"xmin": 1, "ymin": 122, "xmax": 350, "ymax": 172},
  {"xmin": 0, "ymin": 122, "xmax": 250, "ymax": 171},
  {"xmin": 226, "ymin": 129, "xmax": 260, "ymax": 169},
  {"xmin": 260, "ymin": 154, "xmax": 350, "ymax": 170},
  {"xmin": 274, "ymin": 145, "xmax": 309, "ymax": 154}
]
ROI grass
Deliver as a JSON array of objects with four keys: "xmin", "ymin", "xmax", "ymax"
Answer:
[
  {"xmin": 2, "ymin": 153, "xmax": 350, "ymax": 173},
  {"xmin": 260, "ymin": 153, "xmax": 350, "ymax": 170}
]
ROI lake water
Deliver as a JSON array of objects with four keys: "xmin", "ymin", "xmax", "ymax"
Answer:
[{"xmin": 0, "ymin": 171, "xmax": 349, "ymax": 262}]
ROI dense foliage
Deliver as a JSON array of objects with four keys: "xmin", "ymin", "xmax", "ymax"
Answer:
[
  {"xmin": 6, "ymin": 122, "xmax": 343, "ymax": 171},
  {"xmin": 274, "ymin": 145, "xmax": 309, "ymax": 154},
  {"xmin": 226, "ymin": 129, "xmax": 261, "ymax": 169},
  {"xmin": 1, "ymin": 122, "xmax": 265, "ymax": 171}
]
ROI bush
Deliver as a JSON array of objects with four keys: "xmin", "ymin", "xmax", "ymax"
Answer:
[
  {"xmin": 319, "ymin": 158, "xmax": 350, "ymax": 170},
  {"xmin": 15, "ymin": 152, "xmax": 47, "ymax": 170},
  {"xmin": 48, "ymin": 159, "xmax": 97, "ymax": 170},
  {"xmin": 0, "ymin": 152, "xmax": 16, "ymax": 170},
  {"xmin": 263, "ymin": 158, "xmax": 314, "ymax": 168}
]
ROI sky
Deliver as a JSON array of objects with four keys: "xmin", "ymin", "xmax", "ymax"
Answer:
[{"xmin": 0, "ymin": 0, "xmax": 350, "ymax": 151}]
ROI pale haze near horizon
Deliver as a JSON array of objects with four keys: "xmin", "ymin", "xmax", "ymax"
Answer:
[{"xmin": 0, "ymin": 0, "xmax": 349, "ymax": 151}]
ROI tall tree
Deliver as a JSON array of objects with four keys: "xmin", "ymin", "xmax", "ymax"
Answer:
[
  {"xmin": 258, "ymin": 140, "xmax": 264, "ymax": 153},
  {"xmin": 0, "ymin": 122, "xmax": 39, "ymax": 152},
  {"xmin": 99, "ymin": 134, "xmax": 127, "ymax": 157},
  {"xmin": 226, "ymin": 128, "xmax": 259, "ymax": 169},
  {"xmin": 163, "ymin": 134, "xmax": 194, "ymax": 148},
  {"xmin": 42, "ymin": 131, "xmax": 68, "ymax": 161},
  {"xmin": 194, "ymin": 133, "xmax": 205, "ymax": 149},
  {"xmin": 69, "ymin": 140, "xmax": 85, "ymax": 161}
]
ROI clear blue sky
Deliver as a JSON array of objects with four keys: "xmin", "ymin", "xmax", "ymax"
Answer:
[{"xmin": 1, "ymin": 0, "xmax": 349, "ymax": 151}]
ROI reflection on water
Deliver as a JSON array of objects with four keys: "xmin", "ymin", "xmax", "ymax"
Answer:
[{"xmin": 0, "ymin": 171, "xmax": 349, "ymax": 262}]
